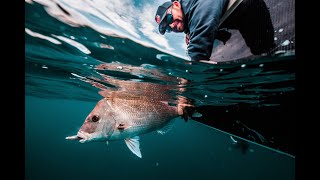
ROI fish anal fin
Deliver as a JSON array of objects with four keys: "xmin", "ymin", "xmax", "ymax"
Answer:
[
  {"xmin": 157, "ymin": 120, "xmax": 175, "ymax": 135},
  {"xmin": 125, "ymin": 136, "xmax": 142, "ymax": 158}
]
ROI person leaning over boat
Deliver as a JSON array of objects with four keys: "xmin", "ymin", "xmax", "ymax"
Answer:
[{"xmin": 155, "ymin": 0, "xmax": 276, "ymax": 64}]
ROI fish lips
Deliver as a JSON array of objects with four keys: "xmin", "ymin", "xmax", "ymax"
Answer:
[
  {"xmin": 77, "ymin": 131, "xmax": 89, "ymax": 143},
  {"xmin": 66, "ymin": 131, "xmax": 92, "ymax": 143}
]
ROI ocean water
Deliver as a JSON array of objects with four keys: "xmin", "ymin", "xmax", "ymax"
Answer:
[{"xmin": 25, "ymin": 1, "xmax": 295, "ymax": 180}]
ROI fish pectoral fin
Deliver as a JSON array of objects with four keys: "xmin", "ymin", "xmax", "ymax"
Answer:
[
  {"xmin": 117, "ymin": 123, "xmax": 131, "ymax": 131},
  {"xmin": 125, "ymin": 136, "xmax": 142, "ymax": 158}
]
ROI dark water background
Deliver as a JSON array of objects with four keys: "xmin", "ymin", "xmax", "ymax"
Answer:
[{"xmin": 25, "ymin": 1, "xmax": 295, "ymax": 179}]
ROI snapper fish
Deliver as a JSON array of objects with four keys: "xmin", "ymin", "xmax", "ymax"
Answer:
[{"xmin": 66, "ymin": 91, "xmax": 200, "ymax": 158}]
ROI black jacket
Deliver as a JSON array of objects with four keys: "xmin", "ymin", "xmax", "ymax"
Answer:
[{"xmin": 181, "ymin": 0, "xmax": 229, "ymax": 61}]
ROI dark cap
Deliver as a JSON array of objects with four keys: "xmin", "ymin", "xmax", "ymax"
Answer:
[{"xmin": 155, "ymin": 1, "xmax": 172, "ymax": 35}]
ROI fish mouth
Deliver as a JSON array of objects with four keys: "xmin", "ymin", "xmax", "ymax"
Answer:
[
  {"xmin": 77, "ymin": 131, "xmax": 88, "ymax": 143},
  {"xmin": 65, "ymin": 131, "xmax": 88, "ymax": 143}
]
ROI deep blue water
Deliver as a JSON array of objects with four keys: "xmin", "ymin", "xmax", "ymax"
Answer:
[
  {"xmin": 26, "ymin": 96, "xmax": 294, "ymax": 180},
  {"xmin": 25, "ymin": 1, "xmax": 295, "ymax": 180}
]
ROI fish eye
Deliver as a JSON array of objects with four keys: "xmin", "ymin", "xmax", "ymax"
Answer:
[{"xmin": 91, "ymin": 115, "xmax": 100, "ymax": 122}]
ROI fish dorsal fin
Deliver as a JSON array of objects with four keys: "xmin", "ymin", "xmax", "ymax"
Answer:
[
  {"xmin": 157, "ymin": 120, "xmax": 175, "ymax": 135},
  {"xmin": 125, "ymin": 136, "xmax": 142, "ymax": 158}
]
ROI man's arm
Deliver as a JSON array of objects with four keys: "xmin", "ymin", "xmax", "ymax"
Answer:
[{"xmin": 186, "ymin": 0, "xmax": 229, "ymax": 61}]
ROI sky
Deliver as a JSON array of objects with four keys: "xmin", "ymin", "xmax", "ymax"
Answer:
[{"xmin": 26, "ymin": 0, "xmax": 189, "ymax": 60}]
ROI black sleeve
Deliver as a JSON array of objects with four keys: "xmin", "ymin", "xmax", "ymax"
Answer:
[{"xmin": 187, "ymin": 0, "xmax": 228, "ymax": 61}]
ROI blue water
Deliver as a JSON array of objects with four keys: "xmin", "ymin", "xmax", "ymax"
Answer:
[
  {"xmin": 26, "ymin": 96, "xmax": 294, "ymax": 180},
  {"xmin": 25, "ymin": 1, "xmax": 295, "ymax": 180}
]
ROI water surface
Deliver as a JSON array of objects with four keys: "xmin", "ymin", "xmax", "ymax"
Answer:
[{"xmin": 25, "ymin": 1, "xmax": 295, "ymax": 179}]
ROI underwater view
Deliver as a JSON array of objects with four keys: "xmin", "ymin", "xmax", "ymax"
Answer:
[{"xmin": 25, "ymin": 0, "xmax": 295, "ymax": 179}]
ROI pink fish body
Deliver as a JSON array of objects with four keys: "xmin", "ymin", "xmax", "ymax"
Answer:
[{"xmin": 66, "ymin": 93, "xmax": 180, "ymax": 158}]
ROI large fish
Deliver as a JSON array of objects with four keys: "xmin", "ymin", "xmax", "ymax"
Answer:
[{"xmin": 66, "ymin": 91, "xmax": 198, "ymax": 158}]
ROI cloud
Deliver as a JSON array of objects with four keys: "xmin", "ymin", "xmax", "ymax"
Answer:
[{"xmin": 138, "ymin": 4, "xmax": 173, "ymax": 51}]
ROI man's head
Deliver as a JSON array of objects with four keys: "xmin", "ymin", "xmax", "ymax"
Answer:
[{"xmin": 155, "ymin": 1, "xmax": 185, "ymax": 35}]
